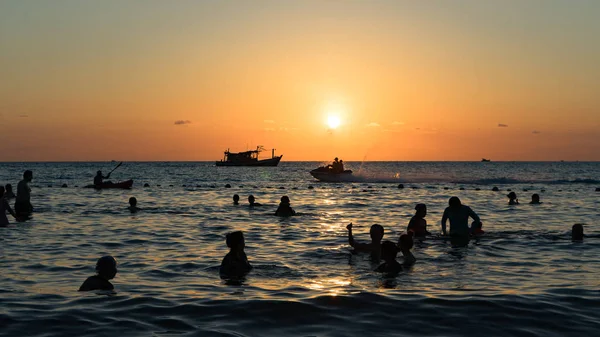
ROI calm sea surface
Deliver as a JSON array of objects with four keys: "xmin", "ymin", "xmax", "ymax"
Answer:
[{"xmin": 1, "ymin": 161, "xmax": 599, "ymax": 336}]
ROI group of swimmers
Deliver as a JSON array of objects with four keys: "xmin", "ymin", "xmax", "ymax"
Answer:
[{"xmin": 0, "ymin": 169, "xmax": 591, "ymax": 291}]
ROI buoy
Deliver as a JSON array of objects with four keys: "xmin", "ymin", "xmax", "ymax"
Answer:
[
  {"xmin": 308, "ymin": 186, "xmax": 314, "ymax": 189},
  {"xmin": 157, "ymin": 184, "xmax": 161, "ymax": 187},
  {"xmin": 398, "ymin": 184, "xmax": 404, "ymax": 189},
  {"xmin": 541, "ymin": 189, "xmax": 546, "ymax": 192},
  {"xmin": 492, "ymin": 187, "xmax": 499, "ymax": 191},
  {"xmin": 412, "ymin": 186, "xmax": 418, "ymax": 189},
  {"xmin": 523, "ymin": 188, "xmax": 528, "ymax": 192},
  {"xmin": 279, "ymin": 186, "xmax": 285, "ymax": 189},
  {"xmin": 459, "ymin": 187, "xmax": 465, "ymax": 190},
  {"xmin": 144, "ymin": 183, "xmax": 150, "ymax": 187},
  {"xmin": 444, "ymin": 187, "xmax": 449, "ymax": 190},
  {"xmin": 362, "ymin": 189, "xmax": 368, "ymax": 192},
  {"xmin": 182, "ymin": 185, "xmax": 187, "ymax": 187},
  {"xmin": 507, "ymin": 189, "xmax": 512, "ymax": 192},
  {"xmin": 596, "ymin": 187, "xmax": 600, "ymax": 192},
  {"xmin": 62, "ymin": 184, "xmax": 68, "ymax": 188},
  {"xmin": 475, "ymin": 188, "xmax": 481, "ymax": 191},
  {"xmin": 382, "ymin": 186, "xmax": 387, "ymax": 189},
  {"xmin": 225, "ymin": 184, "xmax": 231, "ymax": 188},
  {"xmin": 169, "ymin": 185, "xmax": 173, "ymax": 187}
]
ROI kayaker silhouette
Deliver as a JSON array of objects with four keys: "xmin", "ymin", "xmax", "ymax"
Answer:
[{"xmin": 94, "ymin": 171, "xmax": 112, "ymax": 186}]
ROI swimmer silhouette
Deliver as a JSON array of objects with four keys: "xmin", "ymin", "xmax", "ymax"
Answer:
[
  {"xmin": 375, "ymin": 241, "xmax": 403, "ymax": 276},
  {"xmin": 0, "ymin": 186, "xmax": 17, "ymax": 226},
  {"xmin": 220, "ymin": 231, "xmax": 252, "ymax": 278},
  {"xmin": 441, "ymin": 197, "xmax": 481, "ymax": 247},
  {"xmin": 346, "ymin": 223, "xmax": 384, "ymax": 261},
  {"xmin": 248, "ymin": 195, "xmax": 262, "ymax": 207},
  {"xmin": 507, "ymin": 192, "xmax": 519, "ymax": 205},
  {"xmin": 407, "ymin": 204, "xmax": 430, "ymax": 237},
  {"xmin": 530, "ymin": 194, "xmax": 541, "ymax": 204},
  {"xmin": 4, "ymin": 184, "xmax": 15, "ymax": 199},
  {"xmin": 15, "ymin": 170, "xmax": 33, "ymax": 218},
  {"xmin": 79, "ymin": 256, "xmax": 118, "ymax": 291},
  {"xmin": 275, "ymin": 195, "xmax": 296, "ymax": 216},
  {"xmin": 233, "ymin": 194, "xmax": 240, "ymax": 205},
  {"xmin": 128, "ymin": 197, "xmax": 140, "ymax": 213},
  {"xmin": 398, "ymin": 231, "xmax": 416, "ymax": 266},
  {"xmin": 572, "ymin": 224, "xmax": 584, "ymax": 241}
]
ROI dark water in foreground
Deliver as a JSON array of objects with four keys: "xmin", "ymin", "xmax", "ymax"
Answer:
[{"xmin": 1, "ymin": 162, "xmax": 599, "ymax": 336}]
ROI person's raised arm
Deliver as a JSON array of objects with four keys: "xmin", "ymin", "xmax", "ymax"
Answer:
[
  {"xmin": 347, "ymin": 223, "xmax": 356, "ymax": 247},
  {"xmin": 441, "ymin": 209, "xmax": 449, "ymax": 236}
]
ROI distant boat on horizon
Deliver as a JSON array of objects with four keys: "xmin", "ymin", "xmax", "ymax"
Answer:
[
  {"xmin": 215, "ymin": 146, "xmax": 282, "ymax": 167},
  {"xmin": 481, "ymin": 158, "xmax": 491, "ymax": 162}
]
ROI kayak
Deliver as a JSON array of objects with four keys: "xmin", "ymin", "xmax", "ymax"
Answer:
[
  {"xmin": 309, "ymin": 167, "xmax": 354, "ymax": 182},
  {"xmin": 84, "ymin": 180, "xmax": 134, "ymax": 189}
]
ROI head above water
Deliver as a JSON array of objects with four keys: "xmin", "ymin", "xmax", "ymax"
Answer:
[
  {"xmin": 96, "ymin": 256, "xmax": 118, "ymax": 280},
  {"xmin": 248, "ymin": 195, "xmax": 255, "ymax": 204},
  {"xmin": 129, "ymin": 197, "xmax": 137, "ymax": 206},
  {"xmin": 280, "ymin": 195, "xmax": 290, "ymax": 204},
  {"xmin": 381, "ymin": 241, "xmax": 398, "ymax": 261},
  {"xmin": 5, "ymin": 184, "xmax": 12, "ymax": 192},
  {"xmin": 449, "ymin": 197, "xmax": 462, "ymax": 208},
  {"xmin": 399, "ymin": 231, "xmax": 414, "ymax": 252},
  {"xmin": 531, "ymin": 194, "xmax": 540, "ymax": 202},
  {"xmin": 96, "ymin": 171, "xmax": 102, "ymax": 176},
  {"xmin": 572, "ymin": 224, "xmax": 584, "ymax": 241},
  {"xmin": 507, "ymin": 192, "xmax": 517, "ymax": 200},
  {"xmin": 370, "ymin": 224, "xmax": 384, "ymax": 242},
  {"xmin": 23, "ymin": 170, "xmax": 33, "ymax": 181},
  {"xmin": 233, "ymin": 194, "xmax": 240, "ymax": 203},
  {"xmin": 226, "ymin": 231, "xmax": 245, "ymax": 250},
  {"xmin": 415, "ymin": 203, "xmax": 427, "ymax": 216}
]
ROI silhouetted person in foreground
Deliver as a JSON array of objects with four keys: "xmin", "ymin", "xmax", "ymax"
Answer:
[
  {"xmin": 94, "ymin": 170, "xmax": 112, "ymax": 186},
  {"xmin": 79, "ymin": 256, "xmax": 118, "ymax": 291},
  {"xmin": 398, "ymin": 231, "xmax": 416, "ymax": 266},
  {"xmin": 220, "ymin": 231, "xmax": 252, "ymax": 278},
  {"xmin": 4, "ymin": 184, "xmax": 15, "ymax": 199},
  {"xmin": 275, "ymin": 195, "xmax": 296, "ymax": 217},
  {"xmin": 15, "ymin": 170, "xmax": 33, "ymax": 218},
  {"xmin": 442, "ymin": 197, "xmax": 481, "ymax": 247},
  {"xmin": 470, "ymin": 221, "xmax": 485, "ymax": 237},
  {"xmin": 248, "ymin": 195, "xmax": 262, "ymax": 207},
  {"xmin": 346, "ymin": 223, "xmax": 384, "ymax": 260},
  {"xmin": 375, "ymin": 241, "xmax": 403, "ymax": 276},
  {"xmin": 530, "ymin": 194, "xmax": 541, "ymax": 204},
  {"xmin": 507, "ymin": 192, "xmax": 519, "ymax": 205},
  {"xmin": 0, "ymin": 186, "xmax": 17, "ymax": 226},
  {"xmin": 407, "ymin": 203, "xmax": 430, "ymax": 237},
  {"xmin": 128, "ymin": 197, "xmax": 140, "ymax": 213},
  {"xmin": 233, "ymin": 194, "xmax": 240, "ymax": 205},
  {"xmin": 572, "ymin": 224, "xmax": 584, "ymax": 241}
]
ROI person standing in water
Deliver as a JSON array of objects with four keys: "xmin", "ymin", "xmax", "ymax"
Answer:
[
  {"xmin": 441, "ymin": 197, "xmax": 481, "ymax": 246},
  {"xmin": 407, "ymin": 203, "xmax": 430, "ymax": 237},
  {"xmin": 79, "ymin": 256, "xmax": 118, "ymax": 291},
  {"xmin": 0, "ymin": 186, "xmax": 18, "ymax": 226},
  {"xmin": 4, "ymin": 184, "xmax": 15, "ymax": 199},
  {"xmin": 530, "ymin": 194, "xmax": 541, "ymax": 204},
  {"xmin": 15, "ymin": 170, "xmax": 33, "ymax": 218},
  {"xmin": 507, "ymin": 192, "xmax": 519, "ymax": 205},
  {"xmin": 346, "ymin": 223, "xmax": 384, "ymax": 260},
  {"xmin": 275, "ymin": 195, "xmax": 296, "ymax": 216}
]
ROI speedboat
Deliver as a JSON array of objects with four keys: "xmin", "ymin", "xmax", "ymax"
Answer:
[{"xmin": 309, "ymin": 166, "xmax": 354, "ymax": 182}]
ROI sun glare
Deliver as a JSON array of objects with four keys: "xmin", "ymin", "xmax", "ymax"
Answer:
[{"xmin": 327, "ymin": 115, "xmax": 341, "ymax": 129}]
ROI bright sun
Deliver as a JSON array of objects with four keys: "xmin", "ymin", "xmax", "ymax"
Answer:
[{"xmin": 327, "ymin": 115, "xmax": 341, "ymax": 129}]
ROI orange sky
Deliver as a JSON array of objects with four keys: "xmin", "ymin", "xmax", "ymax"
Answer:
[{"xmin": 1, "ymin": 1, "xmax": 599, "ymax": 161}]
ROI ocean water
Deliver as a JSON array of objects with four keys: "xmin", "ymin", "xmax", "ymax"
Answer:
[{"xmin": 1, "ymin": 161, "xmax": 599, "ymax": 337}]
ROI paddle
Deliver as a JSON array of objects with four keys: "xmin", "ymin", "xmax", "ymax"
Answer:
[{"xmin": 106, "ymin": 162, "xmax": 123, "ymax": 177}]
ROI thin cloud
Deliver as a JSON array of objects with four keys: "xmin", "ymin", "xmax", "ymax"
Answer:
[
  {"xmin": 366, "ymin": 122, "xmax": 381, "ymax": 127},
  {"xmin": 19, "ymin": 115, "xmax": 29, "ymax": 118},
  {"xmin": 392, "ymin": 121, "xmax": 404, "ymax": 125},
  {"xmin": 264, "ymin": 127, "xmax": 275, "ymax": 132},
  {"xmin": 174, "ymin": 120, "xmax": 192, "ymax": 125},
  {"xmin": 264, "ymin": 119, "xmax": 275, "ymax": 124},
  {"xmin": 498, "ymin": 123, "xmax": 509, "ymax": 128},
  {"xmin": 532, "ymin": 130, "xmax": 541, "ymax": 134}
]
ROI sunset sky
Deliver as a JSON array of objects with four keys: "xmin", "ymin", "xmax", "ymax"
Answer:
[{"xmin": 1, "ymin": 0, "xmax": 599, "ymax": 161}]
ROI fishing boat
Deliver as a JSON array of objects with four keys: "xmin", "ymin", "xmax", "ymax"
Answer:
[
  {"xmin": 481, "ymin": 158, "xmax": 491, "ymax": 162},
  {"xmin": 216, "ymin": 146, "xmax": 282, "ymax": 167},
  {"xmin": 84, "ymin": 179, "xmax": 134, "ymax": 189},
  {"xmin": 309, "ymin": 166, "xmax": 354, "ymax": 182}
]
